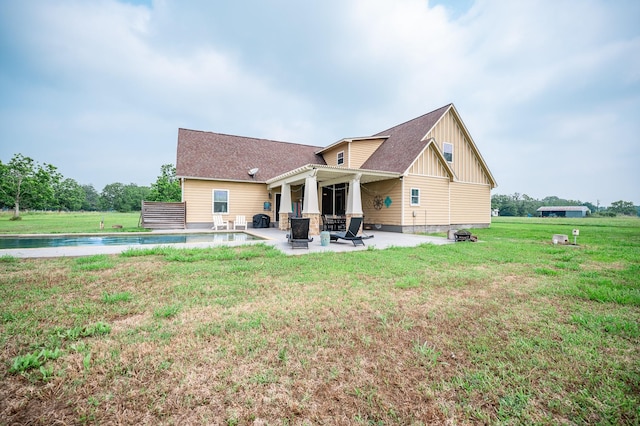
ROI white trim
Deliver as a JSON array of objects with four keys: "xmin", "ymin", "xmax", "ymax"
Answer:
[
  {"xmin": 443, "ymin": 142, "xmax": 453, "ymax": 163},
  {"xmin": 400, "ymin": 178, "xmax": 405, "ymax": 226},
  {"xmin": 266, "ymin": 164, "xmax": 400, "ymax": 189},
  {"xmin": 180, "ymin": 176, "xmax": 265, "ymax": 184},
  {"xmin": 407, "ymin": 173, "xmax": 452, "ymax": 179},
  {"xmin": 446, "ymin": 104, "xmax": 497, "ymax": 187},
  {"xmin": 410, "ymin": 188, "xmax": 420, "ymax": 206},
  {"xmin": 451, "ymin": 181, "xmax": 493, "ymax": 187},
  {"xmin": 403, "ymin": 138, "xmax": 456, "ymax": 182},
  {"xmin": 315, "ymin": 136, "xmax": 390, "ymax": 154},
  {"xmin": 448, "ymin": 184, "xmax": 451, "ymax": 225},
  {"xmin": 337, "ymin": 150, "xmax": 345, "ymax": 166},
  {"xmin": 212, "ymin": 189, "xmax": 230, "ymax": 214}
]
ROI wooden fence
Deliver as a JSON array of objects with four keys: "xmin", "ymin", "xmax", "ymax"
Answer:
[{"xmin": 140, "ymin": 201, "xmax": 186, "ymax": 229}]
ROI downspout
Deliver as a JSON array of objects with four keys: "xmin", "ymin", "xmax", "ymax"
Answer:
[
  {"xmin": 400, "ymin": 176, "xmax": 405, "ymax": 230},
  {"xmin": 448, "ymin": 184, "xmax": 451, "ymax": 226}
]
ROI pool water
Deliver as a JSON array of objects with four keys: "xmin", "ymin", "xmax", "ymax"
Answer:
[{"xmin": 0, "ymin": 232, "xmax": 261, "ymax": 250}]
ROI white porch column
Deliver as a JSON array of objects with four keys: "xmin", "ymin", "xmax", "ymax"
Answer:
[
  {"xmin": 302, "ymin": 174, "xmax": 321, "ymax": 236},
  {"xmin": 302, "ymin": 175, "xmax": 320, "ymax": 214},
  {"xmin": 345, "ymin": 174, "xmax": 363, "ymax": 216},
  {"xmin": 278, "ymin": 183, "xmax": 292, "ymax": 231}
]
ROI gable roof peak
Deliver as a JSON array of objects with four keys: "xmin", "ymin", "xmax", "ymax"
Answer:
[
  {"xmin": 373, "ymin": 104, "xmax": 452, "ymax": 137},
  {"xmin": 361, "ymin": 103, "xmax": 453, "ymax": 173}
]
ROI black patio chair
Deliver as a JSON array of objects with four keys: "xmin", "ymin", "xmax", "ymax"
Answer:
[
  {"xmin": 329, "ymin": 217, "xmax": 374, "ymax": 246},
  {"xmin": 287, "ymin": 217, "xmax": 314, "ymax": 249}
]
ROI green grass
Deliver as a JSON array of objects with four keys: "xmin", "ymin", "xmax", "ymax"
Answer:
[
  {"xmin": 0, "ymin": 211, "xmax": 144, "ymax": 234},
  {"xmin": 0, "ymin": 216, "xmax": 638, "ymax": 424}
]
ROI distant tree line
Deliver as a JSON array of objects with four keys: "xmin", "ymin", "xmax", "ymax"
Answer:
[
  {"xmin": 0, "ymin": 154, "xmax": 181, "ymax": 218},
  {"xmin": 492, "ymin": 193, "xmax": 639, "ymax": 217}
]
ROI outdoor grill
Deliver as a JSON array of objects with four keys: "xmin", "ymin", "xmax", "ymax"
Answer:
[{"xmin": 252, "ymin": 214, "xmax": 270, "ymax": 228}]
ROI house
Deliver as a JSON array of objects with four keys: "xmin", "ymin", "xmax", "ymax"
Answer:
[
  {"xmin": 176, "ymin": 103, "xmax": 497, "ymax": 235},
  {"xmin": 537, "ymin": 206, "xmax": 591, "ymax": 218}
]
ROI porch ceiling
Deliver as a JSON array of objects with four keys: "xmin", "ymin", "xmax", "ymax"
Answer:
[{"xmin": 266, "ymin": 164, "xmax": 400, "ymax": 189}]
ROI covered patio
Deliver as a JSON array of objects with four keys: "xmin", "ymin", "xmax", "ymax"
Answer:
[
  {"xmin": 249, "ymin": 226, "xmax": 452, "ymax": 256},
  {"xmin": 266, "ymin": 164, "xmax": 400, "ymax": 236}
]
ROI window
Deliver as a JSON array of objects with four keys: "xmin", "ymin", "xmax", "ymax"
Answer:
[
  {"xmin": 337, "ymin": 151, "xmax": 344, "ymax": 166},
  {"xmin": 443, "ymin": 142, "xmax": 453, "ymax": 163},
  {"xmin": 410, "ymin": 188, "xmax": 420, "ymax": 206},
  {"xmin": 212, "ymin": 189, "xmax": 229, "ymax": 213}
]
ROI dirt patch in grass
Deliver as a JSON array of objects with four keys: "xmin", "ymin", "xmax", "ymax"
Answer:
[{"xmin": 1, "ymin": 233, "xmax": 638, "ymax": 424}]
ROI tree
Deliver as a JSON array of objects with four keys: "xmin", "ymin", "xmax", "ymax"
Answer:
[
  {"xmin": 491, "ymin": 194, "xmax": 517, "ymax": 216},
  {"xmin": 122, "ymin": 184, "xmax": 150, "ymax": 211},
  {"xmin": 583, "ymin": 201, "xmax": 597, "ymax": 214},
  {"xmin": 147, "ymin": 164, "xmax": 181, "ymax": 202},
  {"xmin": 100, "ymin": 183, "xmax": 125, "ymax": 211},
  {"xmin": 54, "ymin": 178, "xmax": 85, "ymax": 211},
  {"xmin": 0, "ymin": 154, "xmax": 41, "ymax": 218},
  {"xmin": 26, "ymin": 163, "xmax": 61, "ymax": 210},
  {"xmin": 100, "ymin": 183, "xmax": 150, "ymax": 212},
  {"xmin": 81, "ymin": 185, "xmax": 100, "ymax": 211},
  {"xmin": 608, "ymin": 200, "xmax": 637, "ymax": 216}
]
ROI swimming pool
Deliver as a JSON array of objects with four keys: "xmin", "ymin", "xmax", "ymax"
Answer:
[{"xmin": 0, "ymin": 232, "xmax": 262, "ymax": 250}]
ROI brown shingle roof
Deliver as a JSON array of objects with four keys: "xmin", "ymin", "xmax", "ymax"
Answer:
[
  {"xmin": 361, "ymin": 104, "xmax": 451, "ymax": 173},
  {"xmin": 176, "ymin": 129, "xmax": 325, "ymax": 182}
]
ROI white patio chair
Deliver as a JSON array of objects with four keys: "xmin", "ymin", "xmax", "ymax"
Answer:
[
  {"xmin": 212, "ymin": 214, "xmax": 229, "ymax": 230},
  {"xmin": 234, "ymin": 215, "xmax": 248, "ymax": 230}
]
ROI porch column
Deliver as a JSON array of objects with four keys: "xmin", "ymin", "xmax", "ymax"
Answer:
[
  {"xmin": 345, "ymin": 174, "xmax": 363, "ymax": 233},
  {"xmin": 345, "ymin": 174, "xmax": 363, "ymax": 216},
  {"xmin": 302, "ymin": 174, "xmax": 320, "ymax": 236},
  {"xmin": 278, "ymin": 183, "xmax": 292, "ymax": 231}
]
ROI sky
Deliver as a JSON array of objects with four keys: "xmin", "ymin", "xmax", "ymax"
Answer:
[{"xmin": 1, "ymin": 0, "xmax": 638, "ymax": 207}]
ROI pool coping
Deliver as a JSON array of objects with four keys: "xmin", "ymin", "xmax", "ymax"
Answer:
[{"xmin": 0, "ymin": 228, "xmax": 453, "ymax": 258}]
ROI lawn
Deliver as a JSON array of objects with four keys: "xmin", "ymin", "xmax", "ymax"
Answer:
[
  {"xmin": 0, "ymin": 211, "xmax": 143, "ymax": 234},
  {"xmin": 0, "ymin": 216, "xmax": 638, "ymax": 424}
]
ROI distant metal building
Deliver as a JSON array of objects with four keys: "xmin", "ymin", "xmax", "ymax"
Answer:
[{"xmin": 537, "ymin": 206, "xmax": 590, "ymax": 218}]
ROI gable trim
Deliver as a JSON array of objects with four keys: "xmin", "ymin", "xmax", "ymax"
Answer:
[
  {"xmin": 447, "ymin": 105, "xmax": 497, "ymax": 188},
  {"xmin": 404, "ymin": 138, "xmax": 456, "ymax": 182},
  {"xmin": 315, "ymin": 136, "xmax": 390, "ymax": 155}
]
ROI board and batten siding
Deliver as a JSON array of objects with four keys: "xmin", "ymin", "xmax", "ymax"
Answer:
[
  {"xmin": 426, "ymin": 110, "xmax": 490, "ymax": 185},
  {"xmin": 361, "ymin": 179, "xmax": 403, "ymax": 226},
  {"xmin": 449, "ymin": 182, "xmax": 491, "ymax": 225},
  {"xmin": 407, "ymin": 144, "xmax": 450, "ymax": 178},
  {"xmin": 402, "ymin": 175, "xmax": 450, "ymax": 226},
  {"xmin": 183, "ymin": 179, "xmax": 270, "ymax": 225}
]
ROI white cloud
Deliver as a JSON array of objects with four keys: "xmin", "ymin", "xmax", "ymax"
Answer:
[{"xmin": 0, "ymin": 0, "xmax": 638, "ymax": 204}]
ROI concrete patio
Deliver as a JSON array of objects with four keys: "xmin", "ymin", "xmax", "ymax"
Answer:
[{"xmin": 0, "ymin": 227, "xmax": 453, "ymax": 259}]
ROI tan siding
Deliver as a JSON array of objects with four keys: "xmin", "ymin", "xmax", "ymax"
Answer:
[
  {"xmin": 407, "ymin": 145, "xmax": 449, "ymax": 177},
  {"xmin": 361, "ymin": 179, "xmax": 403, "ymax": 225},
  {"xmin": 183, "ymin": 179, "xmax": 271, "ymax": 224},
  {"xmin": 349, "ymin": 138, "xmax": 385, "ymax": 168},
  {"xmin": 322, "ymin": 145, "xmax": 347, "ymax": 167},
  {"xmin": 403, "ymin": 175, "xmax": 450, "ymax": 226},
  {"xmin": 449, "ymin": 182, "xmax": 491, "ymax": 225},
  {"xmin": 426, "ymin": 111, "xmax": 489, "ymax": 184}
]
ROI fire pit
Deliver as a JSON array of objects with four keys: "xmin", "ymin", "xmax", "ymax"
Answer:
[{"xmin": 454, "ymin": 230, "xmax": 473, "ymax": 242}]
